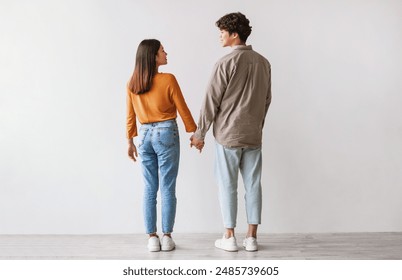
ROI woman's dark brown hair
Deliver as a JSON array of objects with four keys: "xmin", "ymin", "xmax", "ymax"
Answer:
[{"xmin": 128, "ymin": 39, "xmax": 161, "ymax": 94}]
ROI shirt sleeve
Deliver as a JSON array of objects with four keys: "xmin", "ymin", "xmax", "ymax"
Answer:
[
  {"xmin": 169, "ymin": 75, "xmax": 197, "ymax": 133},
  {"xmin": 126, "ymin": 88, "xmax": 138, "ymax": 138},
  {"xmin": 262, "ymin": 64, "xmax": 272, "ymax": 128},
  {"xmin": 194, "ymin": 62, "xmax": 228, "ymax": 140}
]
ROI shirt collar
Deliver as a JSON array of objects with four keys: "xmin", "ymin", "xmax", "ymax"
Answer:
[{"xmin": 232, "ymin": 45, "xmax": 252, "ymax": 51}]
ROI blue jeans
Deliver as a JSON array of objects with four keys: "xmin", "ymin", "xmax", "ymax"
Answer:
[
  {"xmin": 214, "ymin": 142, "xmax": 262, "ymax": 228},
  {"xmin": 137, "ymin": 119, "xmax": 180, "ymax": 234}
]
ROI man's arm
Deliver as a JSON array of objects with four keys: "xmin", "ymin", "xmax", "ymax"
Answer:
[
  {"xmin": 262, "ymin": 64, "xmax": 272, "ymax": 128},
  {"xmin": 193, "ymin": 62, "xmax": 228, "ymax": 141}
]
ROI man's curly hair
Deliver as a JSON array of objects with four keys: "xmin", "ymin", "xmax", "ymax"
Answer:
[{"xmin": 216, "ymin": 12, "xmax": 252, "ymax": 42}]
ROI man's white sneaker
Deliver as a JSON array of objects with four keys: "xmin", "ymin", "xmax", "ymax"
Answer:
[
  {"xmin": 215, "ymin": 235, "xmax": 238, "ymax": 252},
  {"xmin": 243, "ymin": 237, "xmax": 258, "ymax": 251},
  {"xmin": 161, "ymin": 235, "xmax": 175, "ymax": 251},
  {"xmin": 147, "ymin": 236, "xmax": 161, "ymax": 252}
]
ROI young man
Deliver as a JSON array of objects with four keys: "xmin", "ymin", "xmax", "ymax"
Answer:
[{"xmin": 191, "ymin": 12, "xmax": 272, "ymax": 251}]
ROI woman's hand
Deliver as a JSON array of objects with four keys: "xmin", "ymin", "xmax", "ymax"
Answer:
[
  {"xmin": 128, "ymin": 141, "xmax": 138, "ymax": 162},
  {"xmin": 190, "ymin": 134, "xmax": 205, "ymax": 153}
]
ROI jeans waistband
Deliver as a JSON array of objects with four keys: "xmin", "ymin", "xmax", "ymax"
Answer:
[{"xmin": 141, "ymin": 119, "xmax": 177, "ymax": 128}]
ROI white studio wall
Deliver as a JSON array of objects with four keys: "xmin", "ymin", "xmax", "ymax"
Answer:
[{"xmin": 1, "ymin": 0, "xmax": 402, "ymax": 234}]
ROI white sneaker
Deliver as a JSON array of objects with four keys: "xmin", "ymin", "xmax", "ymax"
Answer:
[
  {"xmin": 161, "ymin": 235, "xmax": 175, "ymax": 251},
  {"xmin": 243, "ymin": 237, "xmax": 258, "ymax": 251},
  {"xmin": 147, "ymin": 236, "xmax": 161, "ymax": 252},
  {"xmin": 215, "ymin": 235, "xmax": 238, "ymax": 252}
]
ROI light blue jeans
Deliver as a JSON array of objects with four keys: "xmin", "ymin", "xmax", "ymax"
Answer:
[
  {"xmin": 137, "ymin": 119, "xmax": 180, "ymax": 234},
  {"xmin": 214, "ymin": 142, "xmax": 262, "ymax": 228}
]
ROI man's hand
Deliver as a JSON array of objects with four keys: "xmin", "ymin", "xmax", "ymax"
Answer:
[
  {"xmin": 190, "ymin": 134, "xmax": 205, "ymax": 153},
  {"xmin": 128, "ymin": 141, "xmax": 138, "ymax": 162}
]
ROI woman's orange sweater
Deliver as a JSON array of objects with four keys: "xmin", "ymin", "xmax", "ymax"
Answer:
[{"xmin": 126, "ymin": 73, "xmax": 196, "ymax": 138}]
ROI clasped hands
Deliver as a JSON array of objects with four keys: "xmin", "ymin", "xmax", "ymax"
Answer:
[{"xmin": 190, "ymin": 134, "xmax": 204, "ymax": 153}]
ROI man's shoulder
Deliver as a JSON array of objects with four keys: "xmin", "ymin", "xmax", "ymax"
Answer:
[
  {"xmin": 220, "ymin": 47, "xmax": 268, "ymax": 61},
  {"xmin": 214, "ymin": 50, "xmax": 246, "ymax": 71},
  {"xmin": 214, "ymin": 47, "xmax": 270, "ymax": 70},
  {"xmin": 242, "ymin": 47, "xmax": 268, "ymax": 61},
  {"xmin": 215, "ymin": 52, "xmax": 236, "ymax": 65}
]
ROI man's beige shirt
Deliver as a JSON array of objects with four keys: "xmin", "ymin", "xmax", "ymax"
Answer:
[{"xmin": 194, "ymin": 45, "xmax": 272, "ymax": 147}]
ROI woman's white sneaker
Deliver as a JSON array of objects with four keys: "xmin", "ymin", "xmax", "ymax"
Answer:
[
  {"xmin": 215, "ymin": 235, "xmax": 238, "ymax": 252},
  {"xmin": 161, "ymin": 235, "xmax": 175, "ymax": 251},
  {"xmin": 147, "ymin": 236, "xmax": 161, "ymax": 252},
  {"xmin": 243, "ymin": 237, "xmax": 258, "ymax": 251}
]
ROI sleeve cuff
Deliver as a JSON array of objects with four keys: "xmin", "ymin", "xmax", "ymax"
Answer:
[{"xmin": 193, "ymin": 130, "xmax": 204, "ymax": 141}]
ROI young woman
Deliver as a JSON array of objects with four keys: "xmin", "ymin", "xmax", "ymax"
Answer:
[{"xmin": 126, "ymin": 39, "xmax": 196, "ymax": 252}]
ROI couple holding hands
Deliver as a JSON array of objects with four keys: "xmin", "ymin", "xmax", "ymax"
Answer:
[{"xmin": 126, "ymin": 12, "xmax": 271, "ymax": 252}]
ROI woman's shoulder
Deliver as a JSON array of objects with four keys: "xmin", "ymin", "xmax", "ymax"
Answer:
[
  {"xmin": 155, "ymin": 73, "xmax": 179, "ymax": 86},
  {"xmin": 157, "ymin": 72, "xmax": 176, "ymax": 80}
]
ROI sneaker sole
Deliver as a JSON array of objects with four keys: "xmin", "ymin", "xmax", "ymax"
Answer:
[
  {"xmin": 244, "ymin": 246, "xmax": 258, "ymax": 252},
  {"xmin": 215, "ymin": 243, "xmax": 238, "ymax": 252},
  {"xmin": 148, "ymin": 246, "xmax": 161, "ymax": 252},
  {"xmin": 161, "ymin": 246, "xmax": 175, "ymax": 251},
  {"xmin": 216, "ymin": 246, "xmax": 238, "ymax": 252}
]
